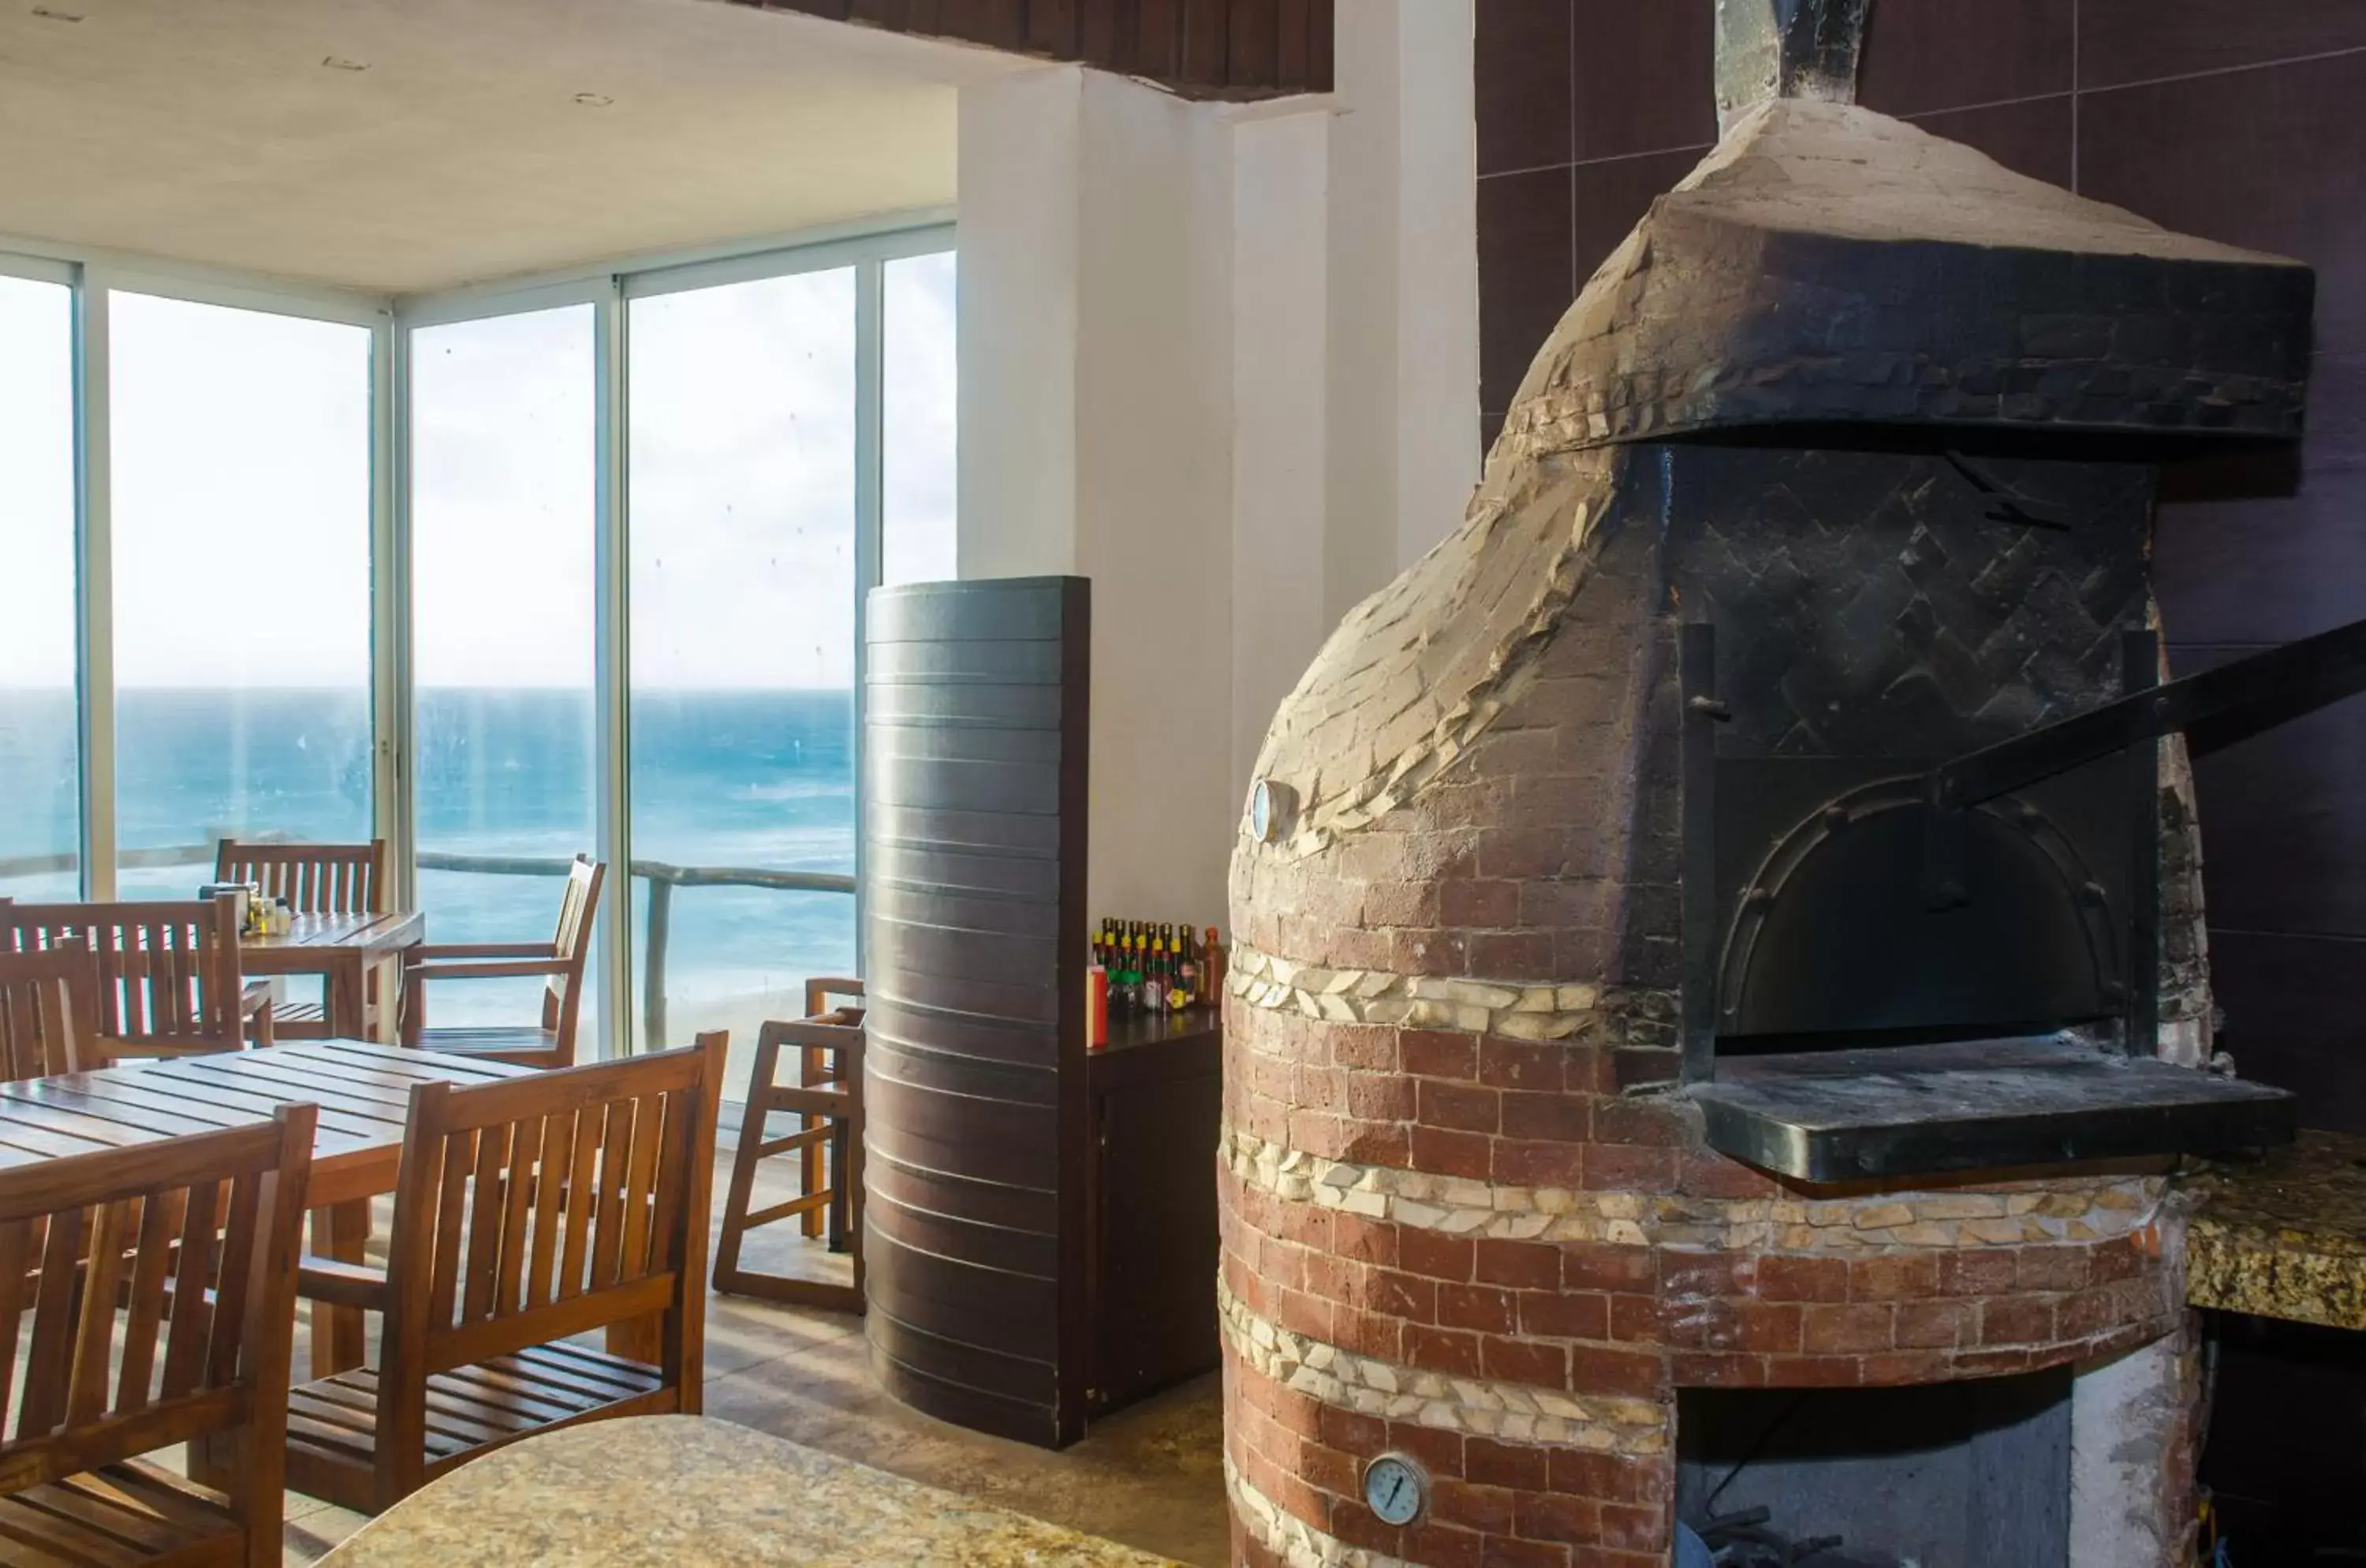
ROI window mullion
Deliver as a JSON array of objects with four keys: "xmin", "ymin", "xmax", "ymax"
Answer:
[
  {"xmin": 594, "ymin": 279, "xmax": 633, "ymax": 1058},
  {"xmin": 374, "ymin": 312, "xmax": 412, "ymax": 905},
  {"xmin": 73, "ymin": 272, "xmax": 115, "ymax": 901},
  {"xmin": 853, "ymin": 258, "xmax": 884, "ymax": 981}
]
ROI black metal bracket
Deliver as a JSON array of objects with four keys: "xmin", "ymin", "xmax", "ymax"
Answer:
[
  {"xmin": 1923, "ymin": 610, "xmax": 2366, "ymax": 909},
  {"xmin": 1943, "ymin": 450, "xmax": 2071, "ymax": 530},
  {"xmin": 2123, "ymin": 628, "xmax": 2160, "ymax": 1057},
  {"xmin": 1679, "ymin": 622, "xmax": 1722, "ymax": 1084},
  {"xmin": 1935, "ymin": 611, "xmax": 2366, "ymax": 812}
]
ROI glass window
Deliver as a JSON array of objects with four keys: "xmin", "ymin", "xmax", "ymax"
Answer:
[
  {"xmin": 627, "ymin": 268, "xmax": 857, "ymax": 1070},
  {"xmin": 0, "ymin": 275, "xmax": 80, "ymax": 898},
  {"xmin": 110, "ymin": 292, "xmax": 372, "ymax": 899},
  {"xmin": 883, "ymin": 251, "xmax": 957, "ymax": 587},
  {"xmin": 411, "ymin": 305, "xmax": 599, "ymax": 1028}
]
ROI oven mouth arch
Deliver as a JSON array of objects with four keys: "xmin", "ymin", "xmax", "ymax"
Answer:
[{"xmin": 1715, "ymin": 775, "xmax": 2123, "ymax": 1050}]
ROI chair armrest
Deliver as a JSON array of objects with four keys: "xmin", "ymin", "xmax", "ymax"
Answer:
[
  {"xmin": 409, "ymin": 943, "xmax": 558, "ymax": 961},
  {"xmin": 297, "ymin": 1256, "xmax": 390, "ymax": 1310},
  {"xmin": 402, "ymin": 943, "xmax": 569, "ymax": 1043},
  {"xmin": 407, "ymin": 959, "xmax": 572, "ymax": 983}
]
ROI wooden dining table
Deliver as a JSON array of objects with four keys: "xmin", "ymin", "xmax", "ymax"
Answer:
[
  {"xmin": 0, "ymin": 1037, "xmax": 531, "ymax": 1376},
  {"xmin": 241, "ymin": 910, "xmax": 427, "ymax": 1043}
]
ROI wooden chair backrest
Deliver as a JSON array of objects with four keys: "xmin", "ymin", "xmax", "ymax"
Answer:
[
  {"xmin": 383, "ymin": 1032, "xmax": 721, "ymax": 1384},
  {"xmin": 0, "ymin": 939, "xmax": 104, "ymax": 1081},
  {"xmin": 215, "ymin": 839, "xmax": 387, "ymax": 915},
  {"xmin": 0, "ymin": 898, "xmax": 247, "ymax": 1051},
  {"xmin": 540, "ymin": 857, "xmax": 605, "ymax": 1038},
  {"xmin": 0, "ymin": 1104, "xmax": 314, "ymax": 1506}
]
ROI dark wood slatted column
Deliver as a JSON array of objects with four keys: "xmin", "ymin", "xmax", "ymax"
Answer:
[{"xmin": 860, "ymin": 576, "xmax": 1091, "ymax": 1448}]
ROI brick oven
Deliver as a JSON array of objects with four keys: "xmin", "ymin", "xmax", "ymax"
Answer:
[{"xmin": 1218, "ymin": 6, "xmax": 2344, "ymax": 1566}]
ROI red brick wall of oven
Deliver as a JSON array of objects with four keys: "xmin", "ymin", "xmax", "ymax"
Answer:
[{"xmin": 1215, "ymin": 999, "xmax": 2182, "ymax": 1566}]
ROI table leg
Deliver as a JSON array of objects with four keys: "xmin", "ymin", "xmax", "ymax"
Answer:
[
  {"xmin": 327, "ymin": 955, "xmax": 366, "ymax": 1041},
  {"xmin": 310, "ymin": 1199, "xmax": 371, "ymax": 1379},
  {"xmin": 359, "ymin": 952, "xmax": 392, "ymax": 1043}
]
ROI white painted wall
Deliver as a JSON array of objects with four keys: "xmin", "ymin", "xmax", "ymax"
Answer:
[{"xmin": 952, "ymin": 2, "xmax": 1479, "ymax": 928}]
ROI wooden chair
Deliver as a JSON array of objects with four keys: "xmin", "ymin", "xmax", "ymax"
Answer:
[
  {"xmin": 2, "ymin": 898, "xmax": 270, "ymax": 1057},
  {"xmin": 212, "ymin": 839, "xmax": 386, "ymax": 918},
  {"xmin": 0, "ymin": 1103, "xmax": 316, "ymax": 1568},
  {"xmin": 283, "ymin": 1032, "xmax": 723, "ymax": 1514},
  {"xmin": 399, "ymin": 856, "xmax": 602, "ymax": 1069},
  {"xmin": 712, "ymin": 980, "xmax": 864, "ymax": 1314},
  {"xmin": 0, "ymin": 939, "xmax": 108, "ymax": 1081},
  {"xmin": 216, "ymin": 840, "xmax": 388, "ymax": 1044}
]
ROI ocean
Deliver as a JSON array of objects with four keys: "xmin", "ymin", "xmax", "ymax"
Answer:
[{"xmin": 0, "ymin": 686, "xmax": 857, "ymax": 1051}]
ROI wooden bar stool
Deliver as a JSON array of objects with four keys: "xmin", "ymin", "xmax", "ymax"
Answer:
[
  {"xmin": 712, "ymin": 978, "xmax": 865, "ymax": 1313},
  {"xmin": 797, "ymin": 976, "xmax": 862, "ymax": 1237}
]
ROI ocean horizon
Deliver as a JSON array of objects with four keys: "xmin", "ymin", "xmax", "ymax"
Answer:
[{"xmin": 0, "ymin": 685, "xmax": 857, "ymax": 1052}]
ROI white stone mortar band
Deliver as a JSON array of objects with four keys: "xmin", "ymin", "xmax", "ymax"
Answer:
[
  {"xmin": 1227, "ymin": 941, "xmax": 1613, "ymax": 1040},
  {"xmin": 1222, "ymin": 1126, "xmax": 2170, "ymax": 1254},
  {"xmin": 1220, "ymin": 1279, "xmax": 1670, "ymax": 1456}
]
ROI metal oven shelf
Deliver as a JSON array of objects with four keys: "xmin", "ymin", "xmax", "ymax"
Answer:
[{"xmin": 1690, "ymin": 1035, "xmax": 2296, "ymax": 1182}]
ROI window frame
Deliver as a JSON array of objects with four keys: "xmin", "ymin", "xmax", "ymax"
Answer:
[{"xmin": 0, "ymin": 210, "xmax": 954, "ymax": 1057}]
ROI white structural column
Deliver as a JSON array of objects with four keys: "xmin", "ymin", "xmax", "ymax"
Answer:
[
  {"xmin": 1230, "ymin": 106, "xmax": 1333, "ymax": 796},
  {"xmin": 956, "ymin": 67, "xmax": 1085, "ymax": 583},
  {"xmin": 1385, "ymin": 0, "xmax": 1483, "ymax": 570},
  {"xmin": 957, "ymin": 64, "xmax": 1237, "ymax": 924},
  {"xmin": 1327, "ymin": 0, "xmax": 1483, "ymax": 614},
  {"xmin": 953, "ymin": 2, "xmax": 1479, "ymax": 924}
]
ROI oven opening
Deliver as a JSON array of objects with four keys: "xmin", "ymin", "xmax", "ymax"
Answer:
[{"xmin": 1713, "ymin": 778, "xmax": 2125, "ymax": 1060}]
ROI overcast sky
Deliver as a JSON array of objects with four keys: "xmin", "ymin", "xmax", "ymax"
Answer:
[{"xmin": 0, "ymin": 255, "xmax": 955, "ymax": 693}]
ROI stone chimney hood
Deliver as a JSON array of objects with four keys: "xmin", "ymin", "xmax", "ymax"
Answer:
[
  {"xmin": 1498, "ymin": 99, "xmax": 2313, "ymax": 457},
  {"xmin": 1231, "ymin": 0, "xmax": 2334, "ymax": 1186}
]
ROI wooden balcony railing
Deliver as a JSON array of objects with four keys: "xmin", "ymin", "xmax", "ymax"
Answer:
[{"xmin": 0, "ymin": 843, "xmax": 856, "ymax": 1052}]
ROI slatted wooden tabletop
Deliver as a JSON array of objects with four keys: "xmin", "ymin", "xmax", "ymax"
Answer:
[
  {"xmin": 241, "ymin": 911, "xmax": 427, "ymax": 963},
  {"xmin": 0, "ymin": 1040, "xmax": 532, "ymax": 1208}
]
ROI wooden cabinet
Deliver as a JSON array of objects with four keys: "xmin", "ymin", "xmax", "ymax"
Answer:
[{"xmin": 1085, "ymin": 1010, "xmax": 1222, "ymax": 1417}]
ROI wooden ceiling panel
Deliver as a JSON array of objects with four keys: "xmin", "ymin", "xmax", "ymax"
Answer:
[{"xmin": 737, "ymin": 0, "xmax": 1334, "ymax": 98}]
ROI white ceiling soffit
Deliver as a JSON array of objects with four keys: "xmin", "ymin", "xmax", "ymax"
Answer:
[{"xmin": 0, "ymin": 0, "xmax": 1024, "ymax": 296}]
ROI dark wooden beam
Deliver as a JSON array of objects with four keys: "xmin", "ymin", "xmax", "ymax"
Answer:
[{"xmin": 739, "ymin": 0, "xmax": 1334, "ymax": 99}]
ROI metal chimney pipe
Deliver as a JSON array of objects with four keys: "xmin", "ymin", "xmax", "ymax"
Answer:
[{"xmin": 1714, "ymin": 0, "xmax": 1870, "ymax": 133}]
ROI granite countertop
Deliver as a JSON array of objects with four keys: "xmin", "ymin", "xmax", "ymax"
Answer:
[
  {"xmin": 2188, "ymin": 1129, "xmax": 2366, "ymax": 1330},
  {"xmin": 317, "ymin": 1417, "xmax": 1180, "ymax": 1567}
]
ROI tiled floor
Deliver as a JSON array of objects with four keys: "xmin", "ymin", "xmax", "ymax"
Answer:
[{"xmin": 271, "ymin": 1121, "xmax": 1230, "ymax": 1566}]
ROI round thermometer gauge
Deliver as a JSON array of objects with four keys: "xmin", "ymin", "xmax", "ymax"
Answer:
[
  {"xmin": 1362, "ymin": 1451, "xmax": 1429, "ymax": 1527},
  {"xmin": 1248, "ymin": 777, "xmax": 1296, "ymax": 844}
]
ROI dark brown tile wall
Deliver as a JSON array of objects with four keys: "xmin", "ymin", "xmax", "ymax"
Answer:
[{"xmin": 1476, "ymin": 0, "xmax": 2366, "ymax": 1130}]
